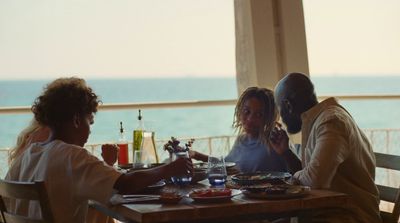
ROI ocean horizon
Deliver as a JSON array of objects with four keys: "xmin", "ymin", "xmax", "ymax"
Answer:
[{"xmin": 1, "ymin": 75, "xmax": 400, "ymax": 149}]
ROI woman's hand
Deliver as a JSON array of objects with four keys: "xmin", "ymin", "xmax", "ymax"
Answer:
[
  {"xmin": 188, "ymin": 150, "xmax": 209, "ymax": 162},
  {"xmin": 101, "ymin": 144, "xmax": 119, "ymax": 166},
  {"xmin": 188, "ymin": 150, "xmax": 196, "ymax": 159}
]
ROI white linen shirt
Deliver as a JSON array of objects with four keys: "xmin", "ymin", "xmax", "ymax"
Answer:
[
  {"xmin": 294, "ymin": 97, "xmax": 381, "ymax": 223},
  {"xmin": 6, "ymin": 140, "xmax": 122, "ymax": 223}
]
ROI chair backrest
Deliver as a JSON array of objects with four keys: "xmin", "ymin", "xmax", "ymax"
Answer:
[
  {"xmin": 375, "ymin": 152, "xmax": 400, "ymax": 223},
  {"xmin": 0, "ymin": 179, "xmax": 54, "ymax": 223}
]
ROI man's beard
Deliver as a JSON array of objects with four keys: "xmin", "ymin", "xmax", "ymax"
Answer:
[{"xmin": 282, "ymin": 115, "xmax": 302, "ymax": 134}]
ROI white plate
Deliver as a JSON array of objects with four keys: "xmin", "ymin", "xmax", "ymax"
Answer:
[
  {"xmin": 148, "ymin": 180, "xmax": 166, "ymax": 189},
  {"xmin": 139, "ymin": 180, "xmax": 166, "ymax": 193},
  {"xmin": 189, "ymin": 189, "xmax": 241, "ymax": 203}
]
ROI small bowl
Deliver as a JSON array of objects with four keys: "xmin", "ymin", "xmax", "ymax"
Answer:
[{"xmin": 159, "ymin": 193, "xmax": 183, "ymax": 204}]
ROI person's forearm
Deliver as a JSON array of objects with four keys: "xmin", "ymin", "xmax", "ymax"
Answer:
[
  {"xmin": 282, "ymin": 149, "xmax": 302, "ymax": 174},
  {"xmin": 192, "ymin": 151, "xmax": 209, "ymax": 162},
  {"xmin": 114, "ymin": 165, "xmax": 172, "ymax": 194}
]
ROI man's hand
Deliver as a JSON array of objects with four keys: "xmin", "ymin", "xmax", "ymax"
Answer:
[
  {"xmin": 270, "ymin": 124, "xmax": 303, "ymax": 174},
  {"xmin": 269, "ymin": 125, "xmax": 290, "ymax": 155}
]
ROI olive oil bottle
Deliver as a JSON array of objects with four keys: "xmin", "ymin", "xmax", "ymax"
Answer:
[{"xmin": 133, "ymin": 110, "xmax": 144, "ymax": 160}]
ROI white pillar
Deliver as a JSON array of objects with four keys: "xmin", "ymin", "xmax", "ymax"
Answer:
[{"xmin": 234, "ymin": 0, "xmax": 309, "ymax": 94}]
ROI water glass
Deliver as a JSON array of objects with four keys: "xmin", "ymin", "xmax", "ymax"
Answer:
[
  {"xmin": 170, "ymin": 151, "xmax": 192, "ymax": 186},
  {"xmin": 140, "ymin": 131, "xmax": 158, "ymax": 164},
  {"xmin": 207, "ymin": 156, "xmax": 227, "ymax": 186}
]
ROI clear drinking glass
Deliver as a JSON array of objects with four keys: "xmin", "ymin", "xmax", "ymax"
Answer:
[
  {"xmin": 207, "ymin": 155, "xmax": 227, "ymax": 186},
  {"xmin": 140, "ymin": 131, "xmax": 158, "ymax": 164},
  {"xmin": 170, "ymin": 151, "xmax": 192, "ymax": 186},
  {"xmin": 133, "ymin": 150, "xmax": 143, "ymax": 168}
]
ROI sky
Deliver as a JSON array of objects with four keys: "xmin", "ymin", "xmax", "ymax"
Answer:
[
  {"xmin": 0, "ymin": 0, "xmax": 236, "ymax": 79},
  {"xmin": 0, "ymin": 0, "xmax": 399, "ymax": 80},
  {"xmin": 303, "ymin": 0, "xmax": 400, "ymax": 76}
]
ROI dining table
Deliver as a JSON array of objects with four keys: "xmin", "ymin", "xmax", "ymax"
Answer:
[{"xmin": 89, "ymin": 179, "xmax": 352, "ymax": 223}]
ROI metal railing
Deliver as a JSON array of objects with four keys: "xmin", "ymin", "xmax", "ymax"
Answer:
[
  {"xmin": 83, "ymin": 135, "xmax": 236, "ymax": 164},
  {"xmin": 1, "ymin": 94, "xmax": 400, "ymax": 114},
  {"xmin": 74, "ymin": 128, "xmax": 400, "ymax": 162},
  {"xmin": 1, "ymin": 128, "xmax": 399, "ymax": 174},
  {"xmin": 0, "ymin": 99, "xmax": 237, "ymax": 114}
]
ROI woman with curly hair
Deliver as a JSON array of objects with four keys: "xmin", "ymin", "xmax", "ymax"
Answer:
[
  {"xmin": 190, "ymin": 87, "xmax": 287, "ymax": 173},
  {"xmin": 5, "ymin": 77, "xmax": 193, "ymax": 223}
]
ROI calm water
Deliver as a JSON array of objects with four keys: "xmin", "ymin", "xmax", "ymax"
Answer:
[
  {"xmin": 0, "ymin": 78, "xmax": 237, "ymax": 148},
  {"xmin": 1, "ymin": 76, "xmax": 400, "ymax": 149}
]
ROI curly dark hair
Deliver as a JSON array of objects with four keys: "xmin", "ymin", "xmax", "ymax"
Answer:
[
  {"xmin": 233, "ymin": 87, "xmax": 277, "ymax": 145},
  {"xmin": 31, "ymin": 77, "xmax": 101, "ymax": 128}
]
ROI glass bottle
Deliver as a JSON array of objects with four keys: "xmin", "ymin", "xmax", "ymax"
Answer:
[
  {"xmin": 117, "ymin": 121, "xmax": 129, "ymax": 166},
  {"xmin": 133, "ymin": 110, "xmax": 144, "ymax": 160}
]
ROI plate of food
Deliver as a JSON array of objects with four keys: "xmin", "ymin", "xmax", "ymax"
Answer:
[
  {"xmin": 231, "ymin": 171, "xmax": 291, "ymax": 185},
  {"xmin": 188, "ymin": 188, "xmax": 241, "ymax": 203},
  {"xmin": 241, "ymin": 185, "xmax": 310, "ymax": 199}
]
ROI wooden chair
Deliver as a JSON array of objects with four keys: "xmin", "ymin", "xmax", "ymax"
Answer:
[
  {"xmin": 0, "ymin": 179, "xmax": 54, "ymax": 223},
  {"xmin": 375, "ymin": 152, "xmax": 400, "ymax": 223}
]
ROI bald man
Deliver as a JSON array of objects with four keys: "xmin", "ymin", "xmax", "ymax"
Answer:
[{"xmin": 270, "ymin": 73, "xmax": 381, "ymax": 223}]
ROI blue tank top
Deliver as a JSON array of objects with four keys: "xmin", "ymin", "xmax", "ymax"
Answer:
[{"xmin": 225, "ymin": 135, "xmax": 287, "ymax": 173}]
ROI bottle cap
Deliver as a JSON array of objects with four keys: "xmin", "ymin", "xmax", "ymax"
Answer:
[
  {"xmin": 119, "ymin": 121, "xmax": 124, "ymax": 133},
  {"xmin": 138, "ymin": 109, "xmax": 142, "ymax": 121}
]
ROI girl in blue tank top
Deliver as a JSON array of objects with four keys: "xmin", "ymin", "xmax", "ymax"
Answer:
[{"xmin": 190, "ymin": 87, "xmax": 287, "ymax": 173}]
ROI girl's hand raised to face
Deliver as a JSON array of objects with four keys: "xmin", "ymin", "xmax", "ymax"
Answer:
[{"xmin": 269, "ymin": 123, "xmax": 290, "ymax": 155}]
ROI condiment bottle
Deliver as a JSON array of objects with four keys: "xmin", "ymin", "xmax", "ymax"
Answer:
[
  {"xmin": 117, "ymin": 121, "xmax": 129, "ymax": 165},
  {"xmin": 133, "ymin": 110, "xmax": 144, "ymax": 160}
]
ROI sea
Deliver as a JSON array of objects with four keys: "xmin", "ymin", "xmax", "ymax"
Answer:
[{"xmin": 1, "ymin": 75, "xmax": 400, "ymax": 150}]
